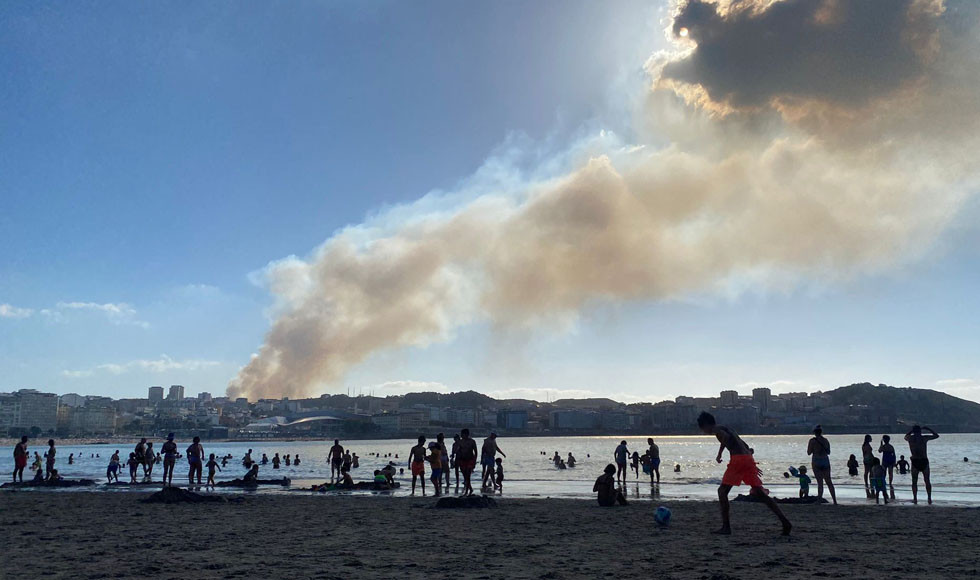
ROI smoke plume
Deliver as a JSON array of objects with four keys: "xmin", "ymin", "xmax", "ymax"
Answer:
[{"xmin": 228, "ymin": 0, "xmax": 980, "ymax": 400}]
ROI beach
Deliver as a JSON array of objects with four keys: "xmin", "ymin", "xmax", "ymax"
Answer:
[{"xmin": 3, "ymin": 492, "xmax": 978, "ymax": 579}]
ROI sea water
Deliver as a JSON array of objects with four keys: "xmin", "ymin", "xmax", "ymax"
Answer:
[{"xmin": 4, "ymin": 433, "xmax": 979, "ymax": 505}]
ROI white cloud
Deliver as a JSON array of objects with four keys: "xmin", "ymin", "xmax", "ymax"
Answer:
[
  {"xmin": 934, "ymin": 379, "xmax": 980, "ymax": 402},
  {"xmin": 62, "ymin": 355, "xmax": 222, "ymax": 378},
  {"xmin": 0, "ymin": 303, "xmax": 33, "ymax": 319},
  {"xmin": 51, "ymin": 301, "xmax": 149, "ymax": 328}
]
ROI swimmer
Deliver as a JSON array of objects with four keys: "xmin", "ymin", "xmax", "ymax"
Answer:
[
  {"xmin": 272, "ymin": 453, "xmax": 281, "ymax": 469},
  {"xmin": 68, "ymin": 453, "xmax": 74, "ymax": 465},
  {"xmin": 294, "ymin": 454, "xmax": 301, "ymax": 466},
  {"xmin": 897, "ymin": 455, "xmax": 910, "ymax": 475},
  {"xmin": 697, "ymin": 411, "xmax": 791, "ymax": 536},
  {"xmin": 261, "ymin": 453, "xmax": 269, "ymax": 465},
  {"xmin": 847, "ymin": 454, "xmax": 859, "ymax": 477},
  {"xmin": 567, "ymin": 452, "xmax": 576, "ymax": 468}
]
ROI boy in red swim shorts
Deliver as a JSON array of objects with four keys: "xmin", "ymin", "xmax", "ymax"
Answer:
[
  {"xmin": 697, "ymin": 412, "xmax": 792, "ymax": 536},
  {"xmin": 409, "ymin": 435, "xmax": 427, "ymax": 495}
]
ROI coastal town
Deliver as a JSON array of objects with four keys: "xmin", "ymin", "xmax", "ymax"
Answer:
[{"xmin": 3, "ymin": 382, "xmax": 977, "ymax": 440}]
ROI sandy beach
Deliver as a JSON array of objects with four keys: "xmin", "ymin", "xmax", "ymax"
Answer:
[{"xmin": 3, "ymin": 491, "xmax": 978, "ymax": 579}]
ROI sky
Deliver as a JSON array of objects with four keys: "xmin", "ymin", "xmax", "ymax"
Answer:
[{"xmin": 2, "ymin": 1, "xmax": 979, "ymax": 404}]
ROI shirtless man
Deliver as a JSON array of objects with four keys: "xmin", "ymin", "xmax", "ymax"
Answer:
[
  {"xmin": 806, "ymin": 425, "xmax": 837, "ymax": 504},
  {"xmin": 134, "ymin": 438, "xmax": 147, "ymax": 467},
  {"xmin": 613, "ymin": 441, "xmax": 629, "ymax": 485},
  {"xmin": 409, "ymin": 436, "xmax": 427, "ymax": 495},
  {"xmin": 186, "ymin": 436, "xmax": 204, "ymax": 485},
  {"xmin": 451, "ymin": 433, "xmax": 462, "ymax": 488},
  {"xmin": 697, "ymin": 412, "xmax": 791, "ymax": 536},
  {"xmin": 12, "ymin": 436, "xmax": 28, "ymax": 482},
  {"xmin": 905, "ymin": 425, "xmax": 939, "ymax": 504},
  {"xmin": 328, "ymin": 440, "xmax": 345, "ymax": 483},
  {"xmin": 481, "ymin": 433, "xmax": 506, "ymax": 489},
  {"xmin": 457, "ymin": 428, "xmax": 478, "ymax": 496},
  {"xmin": 647, "ymin": 437, "xmax": 661, "ymax": 484},
  {"xmin": 161, "ymin": 433, "xmax": 178, "ymax": 486}
]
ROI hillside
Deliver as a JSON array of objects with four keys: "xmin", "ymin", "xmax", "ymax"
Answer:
[{"xmin": 826, "ymin": 383, "xmax": 980, "ymax": 431}]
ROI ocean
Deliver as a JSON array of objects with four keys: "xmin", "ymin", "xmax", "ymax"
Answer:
[{"xmin": 5, "ymin": 433, "xmax": 979, "ymax": 504}]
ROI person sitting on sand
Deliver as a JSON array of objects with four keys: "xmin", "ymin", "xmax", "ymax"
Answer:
[
  {"xmin": 374, "ymin": 470, "xmax": 387, "ymax": 485},
  {"xmin": 206, "ymin": 454, "xmax": 221, "ymax": 488},
  {"xmin": 161, "ymin": 434, "xmax": 177, "ymax": 487},
  {"xmin": 869, "ymin": 458, "xmax": 888, "ymax": 505},
  {"xmin": 905, "ymin": 425, "xmax": 939, "ymax": 505},
  {"xmin": 243, "ymin": 464, "xmax": 259, "ymax": 483},
  {"xmin": 127, "ymin": 452, "xmax": 140, "ymax": 483},
  {"xmin": 697, "ymin": 411, "xmax": 791, "ymax": 536},
  {"xmin": 32, "ymin": 463, "xmax": 45, "ymax": 482},
  {"xmin": 593, "ymin": 464, "xmax": 627, "ymax": 507},
  {"xmin": 272, "ymin": 453, "xmax": 281, "ymax": 469},
  {"xmin": 847, "ymin": 454, "xmax": 859, "ymax": 477},
  {"xmin": 409, "ymin": 436, "xmax": 427, "ymax": 496},
  {"xmin": 47, "ymin": 468, "xmax": 61, "ymax": 482},
  {"xmin": 13, "ymin": 435, "xmax": 28, "ymax": 483},
  {"xmin": 340, "ymin": 468, "xmax": 354, "ymax": 487},
  {"xmin": 897, "ymin": 455, "xmax": 910, "ymax": 475}
]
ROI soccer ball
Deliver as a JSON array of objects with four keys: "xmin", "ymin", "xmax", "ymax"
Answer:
[{"xmin": 654, "ymin": 506, "xmax": 671, "ymax": 527}]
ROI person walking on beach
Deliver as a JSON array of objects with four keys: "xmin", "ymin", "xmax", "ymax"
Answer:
[
  {"xmin": 44, "ymin": 439, "xmax": 56, "ymax": 480},
  {"xmin": 205, "ymin": 453, "xmax": 221, "ymax": 488},
  {"xmin": 905, "ymin": 425, "xmax": 939, "ymax": 504},
  {"xmin": 409, "ymin": 436, "xmax": 427, "ymax": 495},
  {"xmin": 806, "ymin": 425, "xmax": 837, "ymax": 504},
  {"xmin": 13, "ymin": 435, "xmax": 28, "ymax": 483},
  {"xmin": 647, "ymin": 437, "xmax": 661, "ymax": 484},
  {"xmin": 457, "ymin": 428, "xmax": 478, "ymax": 496},
  {"xmin": 861, "ymin": 435, "xmax": 875, "ymax": 497},
  {"xmin": 135, "ymin": 438, "xmax": 147, "ymax": 467},
  {"xmin": 878, "ymin": 435, "xmax": 897, "ymax": 487},
  {"xmin": 161, "ymin": 433, "xmax": 177, "ymax": 486},
  {"xmin": 186, "ymin": 436, "xmax": 204, "ymax": 486},
  {"xmin": 481, "ymin": 433, "xmax": 505, "ymax": 489},
  {"xmin": 697, "ymin": 412, "xmax": 791, "ymax": 536},
  {"xmin": 614, "ymin": 441, "xmax": 629, "ymax": 485},
  {"xmin": 328, "ymin": 440, "xmax": 345, "ymax": 483}
]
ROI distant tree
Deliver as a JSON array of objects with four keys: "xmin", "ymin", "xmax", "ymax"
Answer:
[{"xmin": 29, "ymin": 426, "xmax": 42, "ymax": 438}]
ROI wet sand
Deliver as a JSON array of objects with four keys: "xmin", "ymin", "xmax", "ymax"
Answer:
[{"xmin": 2, "ymin": 491, "xmax": 979, "ymax": 579}]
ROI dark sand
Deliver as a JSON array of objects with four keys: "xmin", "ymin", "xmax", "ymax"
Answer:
[{"xmin": 2, "ymin": 491, "xmax": 979, "ymax": 579}]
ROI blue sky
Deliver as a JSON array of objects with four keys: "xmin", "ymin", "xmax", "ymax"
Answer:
[{"xmin": 2, "ymin": 1, "xmax": 979, "ymax": 403}]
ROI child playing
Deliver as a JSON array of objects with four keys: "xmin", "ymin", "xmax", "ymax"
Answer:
[
  {"xmin": 870, "ymin": 458, "xmax": 888, "ymax": 504},
  {"xmin": 127, "ymin": 452, "xmax": 140, "ymax": 483},
  {"xmin": 791, "ymin": 465, "xmax": 811, "ymax": 498},
  {"xmin": 427, "ymin": 441, "xmax": 443, "ymax": 496},
  {"xmin": 494, "ymin": 457, "xmax": 504, "ymax": 491},
  {"xmin": 697, "ymin": 411, "xmax": 791, "ymax": 536},
  {"xmin": 206, "ymin": 453, "xmax": 222, "ymax": 488}
]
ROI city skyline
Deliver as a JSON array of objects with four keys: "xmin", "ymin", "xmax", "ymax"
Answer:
[{"xmin": 2, "ymin": 1, "xmax": 979, "ymax": 404}]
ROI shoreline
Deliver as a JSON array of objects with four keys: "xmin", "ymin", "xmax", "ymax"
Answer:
[{"xmin": 3, "ymin": 492, "xmax": 978, "ymax": 579}]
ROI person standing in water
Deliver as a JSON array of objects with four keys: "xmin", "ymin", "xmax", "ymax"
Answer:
[
  {"xmin": 878, "ymin": 435, "xmax": 897, "ymax": 487},
  {"xmin": 409, "ymin": 436, "xmax": 427, "ymax": 495},
  {"xmin": 457, "ymin": 429, "xmax": 478, "ymax": 496},
  {"xmin": 161, "ymin": 433, "xmax": 177, "ymax": 486},
  {"xmin": 806, "ymin": 425, "xmax": 837, "ymax": 505},
  {"xmin": 697, "ymin": 412, "xmax": 791, "ymax": 536},
  {"xmin": 328, "ymin": 440, "xmax": 345, "ymax": 483},
  {"xmin": 647, "ymin": 437, "xmax": 661, "ymax": 484},
  {"xmin": 451, "ymin": 433, "xmax": 461, "ymax": 488},
  {"xmin": 186, "ymin": 436, "xmax": 204, "ymax": 486},
  {"xmin": 437, "ymin": 433, "xmax": 451, "ymax": 490},
  {"xmin": 205, "ymin": 453, "xmax": 221, "ymax": 488},
  {"xmin": 861, "ymin": 434, "xmax": 875, "ymax": 497},
  {"xmin": 44, "ymin": 439, "xmax": 56, "ymax": 480},
  {"xmin": 613, "ymin": 441, "xmax": 629, "ymax": 486},
  {"xmin": 143, "ymin": 442, "xmax": 155, "ymax": 480},
  {"xmin": 905, "ymin": 425, "xmax": 939, "ymax": 504},
  {"xmin": 481, "ymin": 433, "xmax": 505, "ymax": 489},
  {"xmin": 13, "ymin": 436, "xmax": 28, "ymax": 483}
]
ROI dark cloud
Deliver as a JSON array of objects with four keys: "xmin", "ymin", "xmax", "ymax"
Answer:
[{"xmin": 662, "ymin": 0, "xmax": 938, "ymax": 109}]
